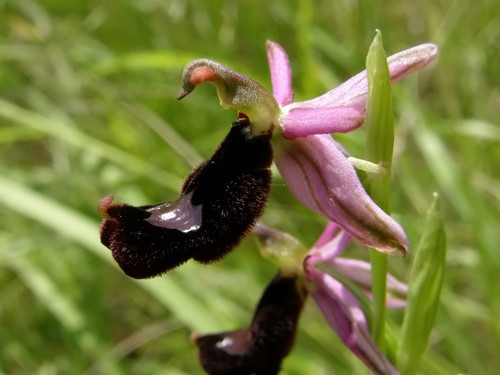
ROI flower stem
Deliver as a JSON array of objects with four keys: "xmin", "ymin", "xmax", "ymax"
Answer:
[
  {"xmin": 364, "ymin": 30, "xmax": 394, "ymax": 348},
  {"xmin": 369, "ymin": 249, "xmax": 388, "ymax": 347}
]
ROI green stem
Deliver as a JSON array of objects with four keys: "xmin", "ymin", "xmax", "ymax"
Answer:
[{"xmin": 370, "ymin": 249, "xmax": 387, "ymax": 347}]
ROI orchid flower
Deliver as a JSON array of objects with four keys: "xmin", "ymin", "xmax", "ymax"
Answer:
[
  {"xmin": 178, "ymin": 41, "xmax": 438, "ymax": 257},
  {"xmin": 255, "ymin": 222, "xmax": 407, "ymax": 374}
]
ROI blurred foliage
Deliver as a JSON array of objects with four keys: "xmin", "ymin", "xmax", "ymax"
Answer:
[{"xmin": 0, "ymin": 0, "xmax": 499, "ymax": 374}]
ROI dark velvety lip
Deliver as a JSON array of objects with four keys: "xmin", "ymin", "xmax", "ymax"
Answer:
[{"xmin": 99, "ymin": 118, "xmax": 273, "ymax": 279}]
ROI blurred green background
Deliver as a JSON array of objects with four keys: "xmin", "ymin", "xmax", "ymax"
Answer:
[{"xmin": 0, "ymin": 0, "xmax": 498, "ymax": 374}]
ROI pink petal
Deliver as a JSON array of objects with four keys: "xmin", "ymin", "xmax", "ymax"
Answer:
[
  {"xmin": 275, "ymin": 134, "xmax": 409, "ymax": 255},
  {"xmin": 288, "ymin": 43, "xmax": 438, "ymax": 111},
  {"xmin": 385, "ymin": 297, "xmax": 407, "ymax": 309},
  {"xmin": 306, "ymin": 269, "xmax": 399, "ymax": 374},
  {"xmin": 330, "ymin": 258, "xmax": 408, "ymax": 305},
  {"xmin": 281, "ymin": 106, "xmax": 365, "ymax": 139},
  {"xmin": 387, "ymin": 43, "xmax": 439, "ymax": 84},
  {"xmin": 266, "ymin": 40, "xmax": 294, "ymax": 106},
  {"xmin": 310, "ymin": 228, "xmax": 351, "ymax": 264},
  {"xmin": 311, "ymin": 222, "xmax": 341, "ymax": 250},
  {"xmin": 363, "ymin": 291, "xmax": 407, "ymax": 309}
]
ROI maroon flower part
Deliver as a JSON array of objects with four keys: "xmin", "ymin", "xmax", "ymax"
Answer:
[
  {"xmin": 193, "ymin": 272, "xmax": 307, "ymax": 375},
  {"xmin": 99, "ymin": 119, "xmax": 272, "ymax": 278}
]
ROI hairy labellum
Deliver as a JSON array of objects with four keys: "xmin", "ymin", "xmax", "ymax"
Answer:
[
  {"xmin": 99, "ymin": 119, "xmax": 272, "ymax": 278},
  {"xmin": 193, "ymin": 272, "xmax": 307, "ymax": 375}
]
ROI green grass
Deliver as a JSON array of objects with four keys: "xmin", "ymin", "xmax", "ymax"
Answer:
[{"xmin": 1, "ymin": 0, "xmax": 499, "ymax": 374}]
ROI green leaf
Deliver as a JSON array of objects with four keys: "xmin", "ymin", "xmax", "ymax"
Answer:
[
  {"xmin": 92, "ymin": 51, "xmax": 199, "ymax": 75},
  {"xmin": 365, "ymin": 29, "xmax": 394, "ymax": 209},
  {"xmin": 0, "ymin": 99, "xmax": 183, "ymax": 191},
  {"xmin": 397, "ymin": 193, "xmax": 447, "ymax": 374},
  {"xmin": 364, "ymin": 29, "xmax": 395, "ymax": 347},
  {"xmin": 6, "ymin": 255, "xmax": 102, "ymax": 357}
]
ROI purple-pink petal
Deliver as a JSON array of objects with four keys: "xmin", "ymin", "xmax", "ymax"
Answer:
[
  {"xmin": 266, "ymin": 40, "xmax": 294, "ymax": 106},
  {"xmin": 385, "ymin": 297, "xmax": 407, "ymax": 309},
  {"xmin": 329, "ymin": 257, "xmax": 408, "ymax": 309},
  {"xmin": 281, "ymin": 106, "xmax": 365, "ymax": 139},
  {"xmin": 309, "ymin": 227, "xmax": 351, "ymax": 264},
  {"xmin": 286, "ymin": 43, "xmax": 438, "ymax": 112},
  {"xmin": 387, "ymin": 43, "xmax": 439, "ymax": 84},
  {"xmin": 306, "ymin": 268, "xmax": 399, "ymax": 374},
  {"xmin": 311, "ymin": 222, "xmax": 341, "ymax": 250},
  {"xmin": 275, "ymin": 134, "xmax": 409, "ymax": 255},
  {"xmin": 331, "ymin": 258, "xmax": 408, "ymax": 296}
]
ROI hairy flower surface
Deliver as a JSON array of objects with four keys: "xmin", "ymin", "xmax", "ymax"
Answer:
[{"xmin": 99, "ymin": 119, "xmax": 272, "ymax": 278}]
